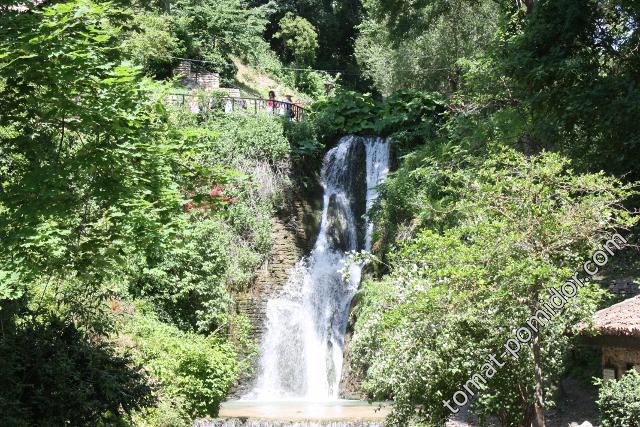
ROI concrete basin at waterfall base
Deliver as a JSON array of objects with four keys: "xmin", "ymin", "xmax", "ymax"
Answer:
[{"xmin": 215, "ymin": 399, "xmax": 391, "ymax": 422}]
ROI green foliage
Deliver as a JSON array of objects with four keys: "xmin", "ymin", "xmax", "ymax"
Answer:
[
  {"xmin": 312, "ymin": 90, "xmax": 445, "ymax": 146},
  {"xmin": 356, "ymin": 0, "xmax": 499, "ymax": 94},
  {"xmin": 0, "ymin": 0, "xmax": 182, "ymax": 323},
  {"xmin": 368, "ymin": 142, "xmax": 462, "ymax": 258},
  {"xmin": 123, "ymin": 11, "xmax": 183, "ymax": 77},
  {"xmin": 313, "ymin": 91, "xmax": 379, "ymax": 142},
  {"xmin": 293, "ymin": 69, "xmax": 329, "ymax": 99},
  {"xmin": 359, "ymin": 0, "xmax": 640, "ymax": 179},
  {"xmin": 283, "ymin": 119, "xmax": 324, "ymax": 156},
  {"xmin": 123, "ymin": 309, "xmax": 239, "ymax": 422},
  {"xmin": 274, "ymin": 13, "xmax": 319, "ymax": 67},
  {"xmin": 0, "ymin": 2, "xmax": 268, "ymax": 424},
  {"xmin": 353, "ymin": 149, "xmax": 637, "ymax": 425},
  {"xmin": 258, "ymin": 0, "xmax": 364, "ymax": 80},
  {"xmin": 170, "ymin": 0, "xmax": 270, "ymax": 77},
  {"xmin": 129, "ymin": 216, "xmax": 232, "ymax": 333},
  {"xmin": 495, "ymin": 0, "xmax": 640, "ymax": 179},
  {"xmin": 597, "ymin": 370, "xmax": 640, "ymax": 427},
  {"xmin": 0, "ymin": 316, "xmax": 154, "ymax": 426},
  {"xmin": 191, "ymin": 112, "xmax": 290, "ymax": 165},
  {"xmin": 375, "ymin": 90, "xmax": 446, "ymax": 150}
]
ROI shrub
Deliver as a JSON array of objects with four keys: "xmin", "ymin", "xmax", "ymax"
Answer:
[
  {"xmin": 0, "ymin": 317, "xmax": 154, "ymax": 426},
  {"xmin": 124, "ymin": 310, "xmax": 240, "ymax": 421},
  {"xmin": 597, "ymin": 370, "xmax": 640, "ymax": 427},
  {"xmin": 312, "ymin": 91, "xmax": 379, "ymax": 144},
  {"xmin": 294, "ymin": 69, "xmax": 327, "ymax": 98},
  {"xmin": 283, "ymin": 119, "xmax": 324, "ymax": 156},
  {"xmin": 311, "ymin": 90, "xmax": 445, "ymax": 147},
  {"xmin": 129, "ymin": 216, "xmax": 232, "ymax": 334},
  {"xmin": 201, "ymin": 113, "xmax": 290, "ymax": 165}
]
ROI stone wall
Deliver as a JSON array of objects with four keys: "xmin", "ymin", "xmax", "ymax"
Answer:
[
  {"xmin": 339, "ymin": 319, "xmax": 365, "ymax": 399},
  {"xmin": 602, "ymin": 345, "xmax": 640, "ymax": 378},
  {"xmin": 173, "ymin": 60, "xmax": 221, "ymax": 91}
]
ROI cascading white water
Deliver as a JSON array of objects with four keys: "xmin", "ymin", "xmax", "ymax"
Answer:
[{"xmin": 245, "ymin": 136, "xmax": 390, "ymax": 401}]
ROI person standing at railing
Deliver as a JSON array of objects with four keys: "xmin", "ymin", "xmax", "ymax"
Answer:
[
  {"xmin": 224, "ymin": 97, "xmax": 233, "ymax": 113},
  {"xmin": 267, "ymin": 90, "xmax": 276, "ymax": 115},
  {"xmin": 284, "ymin": 95, "xmax": 295, "ymax": 121}
]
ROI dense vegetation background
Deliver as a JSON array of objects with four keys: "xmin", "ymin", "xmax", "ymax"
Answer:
[{"xmin": 1, "ymin": 0, "xmax": 639, "ymax": 426}]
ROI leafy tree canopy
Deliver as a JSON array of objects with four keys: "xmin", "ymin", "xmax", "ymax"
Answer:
[{"xmin": 274, "ymin": 12, "xmax": 319, "ymax": 67}]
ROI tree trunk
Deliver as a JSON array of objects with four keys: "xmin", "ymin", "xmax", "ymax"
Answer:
[
  {"xmin": 516, "ymin": 0, "xmax": 535, "ymax": 14},
  {"xmin": 531, "ymin": 329, "xmax": 546, "ymax": 427}
]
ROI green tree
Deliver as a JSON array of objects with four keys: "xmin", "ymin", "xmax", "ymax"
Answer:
[
  {"xmin": 275, "ymin": 12, "xmax": 319, "ymax": 67},
  {"xmin": 247, "ymin": 0, "xmax": 364, "ymax": 87},
  {"xmin": 495, "ymin": 0, "xmax": 640, "ymax": 179},
  {"xmin": 0, "ymin": 0, "xmax": 187, "ymax": 423},
  {"xmin": 355, "ymin": 0, "xmax": 499, "ymax": 94},
  {"xmin": 353, "ymin": 150, "xmax": 637, "ymax": 426},
  {"xmin": 358, "ymin": 0, "xmax": 640, "ymax": 179},
  {"xmin": 171, "ymin": 0, "xmax": 270, "ymax": 76},
  {"xmin": 597, "ymin": 370, "xmax": 640, "ymax": 427},
  {"xmin": 123, "ymin": 11, "xmax": 184, "ymax": 77},
  {"xmin": 0, "ymin": 0, "xmax": 184, "ymax": 323}
]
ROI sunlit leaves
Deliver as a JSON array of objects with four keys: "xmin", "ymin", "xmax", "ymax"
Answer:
[
  {"xmin": 0, "ymin": 0, "xmax": 183, "ymax": 317},
  {"xmin": 353, "ymin": 149, "xmax": 637, "ymax": 425}
]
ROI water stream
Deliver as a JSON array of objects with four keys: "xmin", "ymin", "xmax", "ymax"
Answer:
[
  {"xmin": 205, "ymin": 136, "xmax": 390, "ymax": 427},
  {"xmin": 246, "ymin": 136, "xmax": 389, "ymax": 401}
]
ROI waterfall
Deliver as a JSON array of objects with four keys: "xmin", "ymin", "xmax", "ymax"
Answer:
[{"xmin": 245, "ymin": 136, "xmax": 390, "ymax": 401}]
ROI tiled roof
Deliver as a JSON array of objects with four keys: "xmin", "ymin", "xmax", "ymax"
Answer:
[{"xmin": 583, "ymin": 295, "xmax": 640, "ymax": 337}]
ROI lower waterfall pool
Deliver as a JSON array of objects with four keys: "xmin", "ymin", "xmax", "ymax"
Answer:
[
  {"xmin": 195, "ymin": 400, "xmax": 391, "ymax": 427},
  {"xmin": 220, "ymin": 400, "xmax": 390, "ymax": 420}
]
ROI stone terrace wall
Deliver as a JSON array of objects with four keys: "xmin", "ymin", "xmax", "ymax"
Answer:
[{"xmin": 173, "ymin": 60, "xmax": 221, "ymax": 91}]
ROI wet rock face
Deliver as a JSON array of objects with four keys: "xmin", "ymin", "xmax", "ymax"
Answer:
[
  {"xmin": 321, "ymin": 139, "xmax": 368, "ymax": 252},
  {"xmin": 343, "ymin": 140, "xmax": 368, "ymax": 251},
  {"xmin": 325, "ymin": 194, "xmax": 352, "ymax": 251}
]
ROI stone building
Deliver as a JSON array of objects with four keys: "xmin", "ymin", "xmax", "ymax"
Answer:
[
  {"xmin": 173, "ymin": 60, "xmax": 221, "ymax": 92},
  {"xmin": 579, "ymin": 294, "xmax": 640, "ymax": 380}
]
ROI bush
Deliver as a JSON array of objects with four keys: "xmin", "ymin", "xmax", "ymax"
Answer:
[
  {"xmin": 597, "ymin": 370, "xmax": 640, "ymax": 427},
  {"xmin": 294, "ymin": 69, "xmax": 327, "ymax": 98},
  {"xmin": 312, "ymin": 91, "xmax": 379, "ymax": 144},
  {"xmin": 124, "ymin": 310, "xmax": 239, "ymax": 422},
  {"xmin": 283, "ymin": 119, "xmax": 323, "ymax": 155},
  {"xmin": 311, "ymin": 90, "xmax": 445, "ymax": 147},
  {"xmin": 201, "ymin": 113, "xmax": 290, "ymax": 165},
  {"xmin": 0, "ymin": 317, "xmax": 154, "ymax": 426},
  {"xmin": 130, "ymin": 216, "xmax": 232, "ymax": 333}
]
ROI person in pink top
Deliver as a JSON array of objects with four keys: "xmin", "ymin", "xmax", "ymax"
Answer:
[{"xmin": 267, "ymin": 90, "xmax": 276, "ymax": 115}]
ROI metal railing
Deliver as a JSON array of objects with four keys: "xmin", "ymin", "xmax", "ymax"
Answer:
[{"xmin": 167, "ymin": 93, "xmax": 309, "ymax": 121}]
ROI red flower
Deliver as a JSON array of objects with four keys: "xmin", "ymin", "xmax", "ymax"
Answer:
[{"xmin": 209, "ymin": 185, "xmax": 225, "ymax": 196}]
